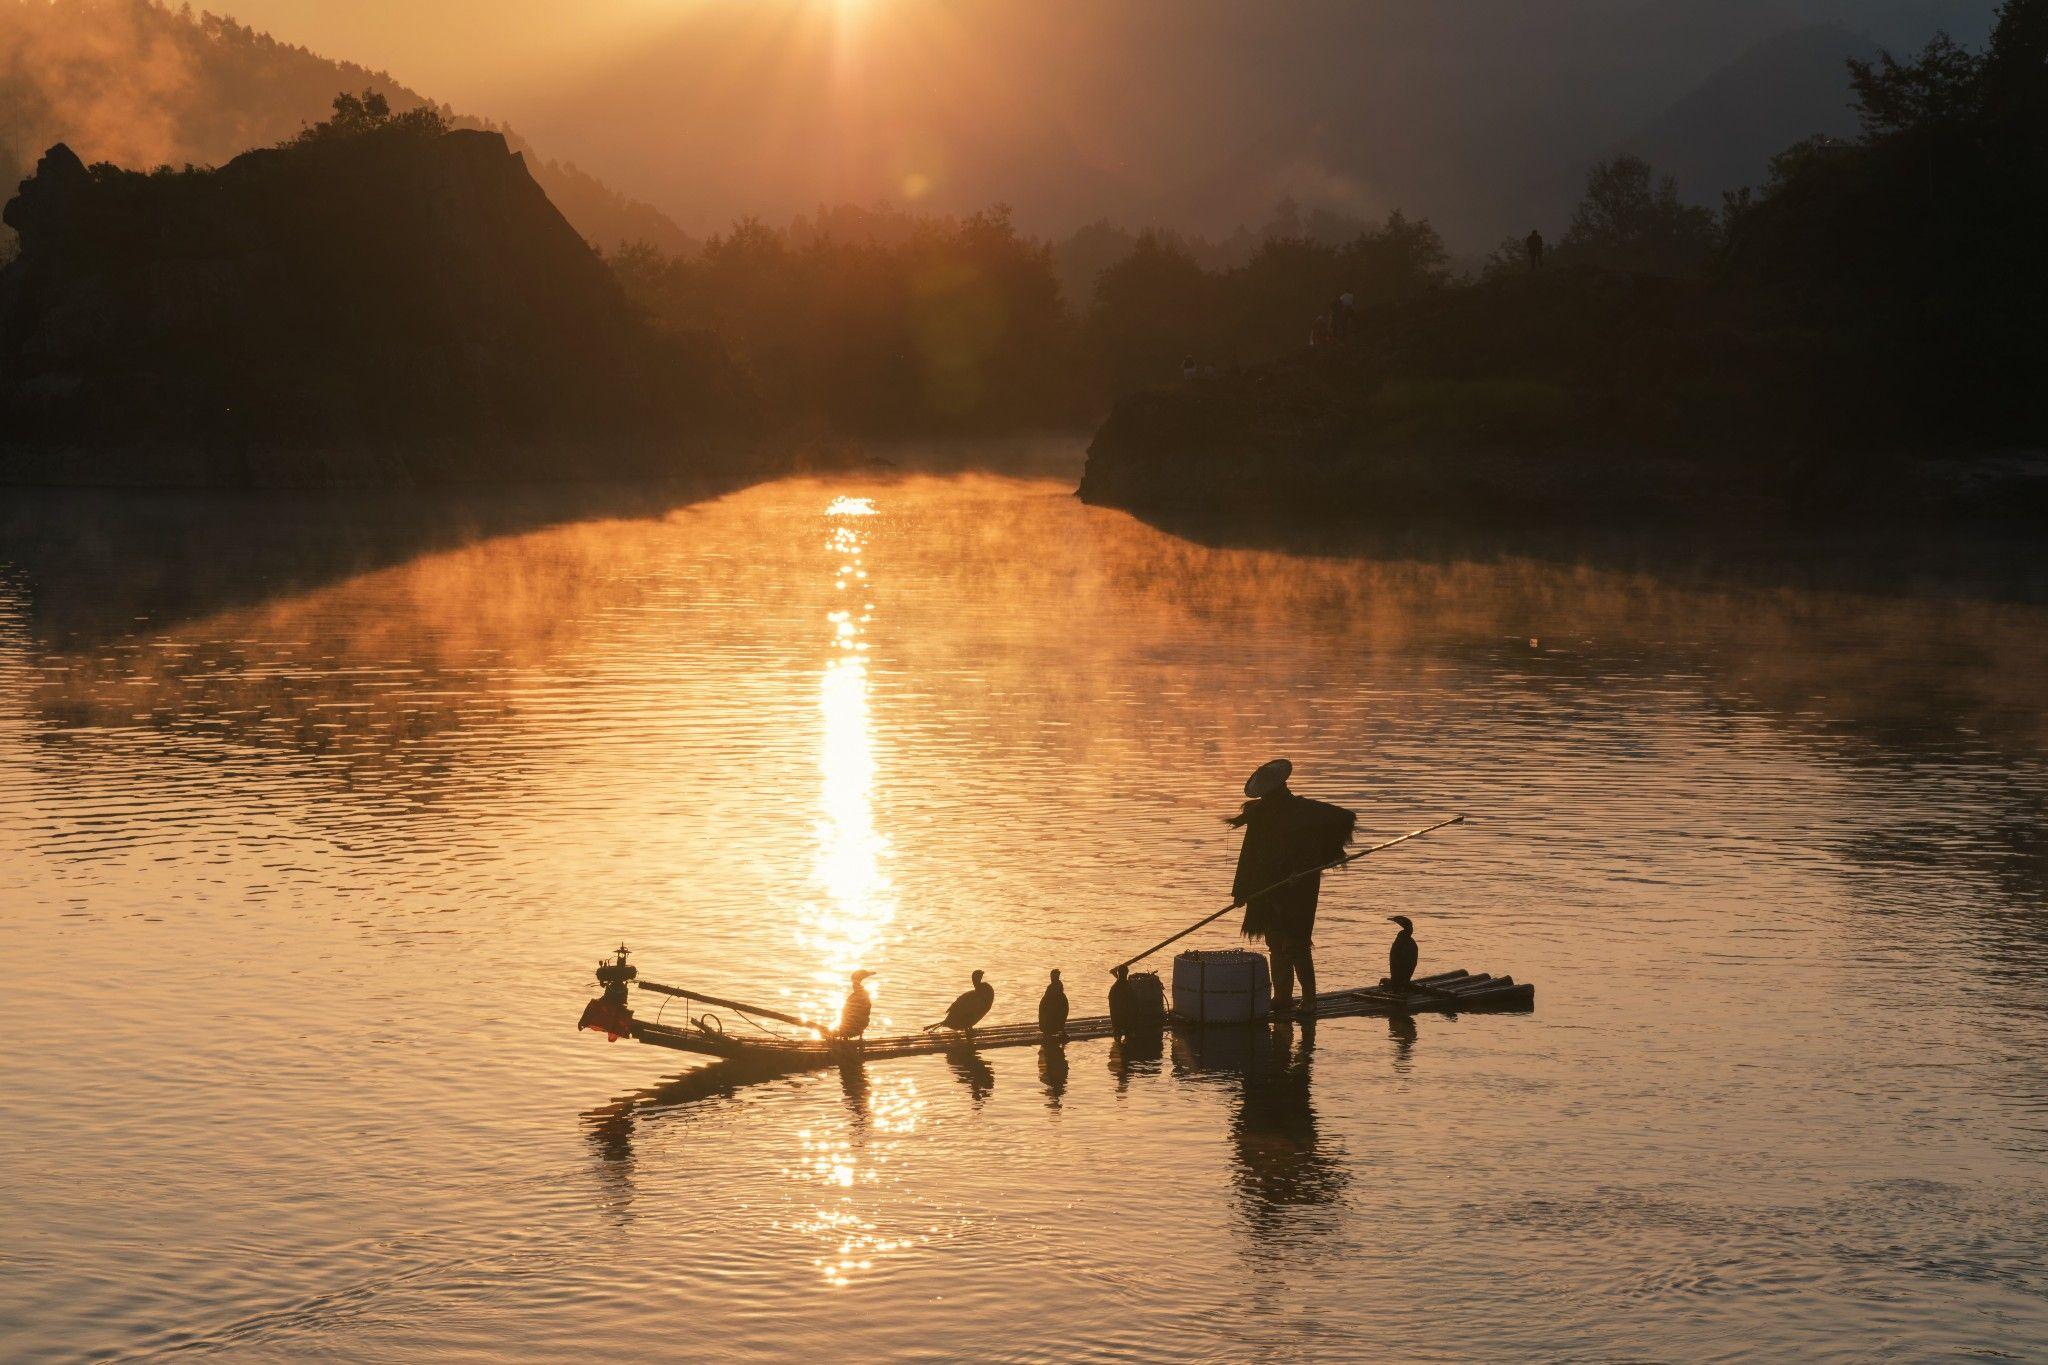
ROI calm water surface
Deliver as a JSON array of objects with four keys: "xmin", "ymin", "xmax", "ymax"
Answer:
[{"xmin": 3, "ymin": 451, "xmax": 2046, "ymax": 1361}]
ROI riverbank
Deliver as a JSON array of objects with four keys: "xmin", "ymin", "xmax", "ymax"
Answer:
[{"xmin": 1077, "ymin": 354, "xmax": 2048, "ymax": 531}]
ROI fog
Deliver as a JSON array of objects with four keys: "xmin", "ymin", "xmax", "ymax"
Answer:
[
  {"xmin": 0, "ymin": 0, "xmax": 410, "ymax": 175},
  {"xmin": 200, "ymin": 0, "xmax": 1990, "ymax": 242}
]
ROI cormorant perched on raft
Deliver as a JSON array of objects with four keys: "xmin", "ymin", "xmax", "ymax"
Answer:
[
  {"xmin": 926, "ymin": 970, "xmax": 994, "ymax": 1038},
  {"xmin": 1108, "ymin": 964, "xmax": 1133, "ymax": 1039},
  {"xmin": 1388, "ymin": 916, "xmax": 1418, "ymax": 989},
  {"xmin": 835, "ymin": 969, "xmax": 875, "ymax": 1040},
  {"xmin": 1038, "ymin": 969, "xmax": 1069, "ymax": 1038}
]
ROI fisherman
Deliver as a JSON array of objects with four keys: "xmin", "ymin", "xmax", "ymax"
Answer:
[
  {"xmin": 1230, "ymin": 758, "xmax": 1356, "ymax": 1014},
  {"xmin": 835, "ymin": 969, "xmax": 875, "ymax": 1040},
  {"xmin": 1332, "ymin": 292, "xmax": 1359, "ymax": 342},
  {"xmin": 1525, "ymin": 228, "xmax": 1545, "ymax": 270}
]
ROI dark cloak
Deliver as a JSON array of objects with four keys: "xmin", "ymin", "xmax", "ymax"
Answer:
[{"xmin": 1232, "ymin": 791, "xmax": 1357, "ymax": 943}]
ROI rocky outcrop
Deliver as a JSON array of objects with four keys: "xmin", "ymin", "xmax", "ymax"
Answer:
[{"xmin": 0, "ymin": 129, "xmax": 752, "ymax": 485}]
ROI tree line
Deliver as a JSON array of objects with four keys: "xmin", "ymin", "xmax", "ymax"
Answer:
[
  {"xmin": 10, "ymin": 2, "xmax": 2038, "ymax": 451},
  {"xmin": 605, "ymin": 0, "xmax": 2044, "ymax": 448},
  {"xmin": 604, "ymin": 162, "xmax": 1730, "ymax": 437}
]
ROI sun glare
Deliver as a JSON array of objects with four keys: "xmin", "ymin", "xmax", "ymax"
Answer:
[{"xmin": 800, "ymin": 497, "xmax": 892, "ymax": 1020}]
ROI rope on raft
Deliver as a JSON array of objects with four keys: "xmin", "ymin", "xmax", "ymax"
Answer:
[{"xmin": 650, "ymin": 988, "xmax": 801, "ymax": 1040}]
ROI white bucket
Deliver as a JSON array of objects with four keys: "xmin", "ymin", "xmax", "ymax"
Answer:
[{"xmin": 1172, "ymin": 949, "xmax": 1272, "ymax": 1024}]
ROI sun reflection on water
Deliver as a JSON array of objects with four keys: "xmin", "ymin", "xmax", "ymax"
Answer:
[
  {"xmin": 782, "ymin": 1073, "xmax": 932, "ymax": 1289},
  {"xmin": 796, "ymin": 496, "xmax": 893, "ymax": 1025}
]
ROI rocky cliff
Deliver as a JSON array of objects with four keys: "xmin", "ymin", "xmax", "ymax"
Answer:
[{"xmin": 0, "ymin": 127, "xmax": 750, "ymax": 485}]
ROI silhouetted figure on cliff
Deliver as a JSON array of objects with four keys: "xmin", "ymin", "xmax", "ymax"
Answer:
[
  {"xmin": 1330, "ymin": 292, "xmax": 1359, "ymax": 341},
  {"xmin": 1525, "ymin": 228, "xmax": 1545, "ymax": 269}
]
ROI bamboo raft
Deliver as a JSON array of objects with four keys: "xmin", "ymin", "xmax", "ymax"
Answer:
[{"xmin": 581, "ymin": 953, "xmax": 1533, "ymax": 1075}]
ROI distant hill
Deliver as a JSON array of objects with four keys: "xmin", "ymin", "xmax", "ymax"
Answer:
[
  {"xmin": 0, "ymin": 1, "xmax": 694, "ymax": 255},
  {"xmin": 1625, "ymin": 24, "xmax": 1874, "ymax": 191},
  {"xmin": 1516, "ymin": 24, "xmax": 1878, "ymax": 231},
  {"xmin": 432, "ymin": 0, "xmax": 1987, "ymax": 249}
]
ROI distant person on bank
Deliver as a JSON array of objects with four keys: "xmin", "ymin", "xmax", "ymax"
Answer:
[
  {"xmin": 1230, "ymin": 758, "xmax": 1356, "ymax": 1013},
  {"xmin": 1331, "ymin": 292, "xmax": 1359, "ymax": 341}
]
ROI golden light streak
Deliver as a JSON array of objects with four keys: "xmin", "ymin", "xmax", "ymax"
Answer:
[{"xmin": 796, "ymin": 496, "xmax": 892, "ymax": 1022}]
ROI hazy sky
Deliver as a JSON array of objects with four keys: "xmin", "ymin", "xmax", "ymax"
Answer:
[{"xmin": 205, "ymin": 1, "xmax": 1987, "ymax": 240}]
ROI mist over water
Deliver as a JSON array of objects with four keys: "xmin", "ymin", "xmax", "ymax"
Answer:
[{"xmin": 2, "ymin": 451, "xmax": 2045, "ymax": 1360}]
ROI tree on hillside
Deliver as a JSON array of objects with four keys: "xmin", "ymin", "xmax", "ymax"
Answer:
[
  {"xmin": 286, "ymin": 89, "xmax": 446, "ymax": 146},
  {"xmin": 1087, "ymin": 233, "xmax": 1216, "ymax": 393},
  {"xmin": 1054, "ymin": 219, "xmax": 1140, "ymax": 312},
  {"xmin": 1341, "ymin": 209, "xmax": 1451, "ymax": 302},
  {"xmin": 1846, "ymin": 33, "xmax": 1985, "ymax": 134},
  {"xmin": 1727, "ymin": 0, "xmax": 2048, "ymax": 441},
  {"xmin": 608, "ymin": 207, "xmax": 1076, "ymax": 433},
  {"xmin": 1561, "ymin": 155, "xmax": 1718, "ymax": 275}
]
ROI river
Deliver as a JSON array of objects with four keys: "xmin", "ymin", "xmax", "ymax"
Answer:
[{"xmin": 3, "ymin": 448, "xmax": 2045, "ymax": 1361}]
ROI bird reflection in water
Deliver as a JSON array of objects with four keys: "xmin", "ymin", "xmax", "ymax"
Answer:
[
  {"xmin": 1388, "ymin": 1013, "xmax": 1418, "ymax": 1073},
  {"xmin": 1038, "ymin": 1042, "xmax": 1070, "ymax": 1108},
  {"xmin": 1175, "ymin": 1019, "xmax": 1347, "ymax": 1240},
  {"xmin": 839, "ymin": 1059, "xmax": 872, "ymax": 1132},
  {"xmin": 945, "ymin": 1044, "xmax": 996, "ymax": 1107},
  {"xmin": 1108, "ymin": 1027, "xmax": 1165, "ymax": 1094}
]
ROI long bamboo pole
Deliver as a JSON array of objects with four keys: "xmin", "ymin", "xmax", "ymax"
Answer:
[
  {"xmin": 635, "ymin": 980, "xmax": 826, "ymax": 1034},
  {"xmin": 1111, "ymin": 814, "xmax": 1466, "ymax": 973}
]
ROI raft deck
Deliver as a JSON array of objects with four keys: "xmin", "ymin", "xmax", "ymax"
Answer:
[{"xmin": 611, "ymin": 968, "xmax": 1532, "ymax": 1072}]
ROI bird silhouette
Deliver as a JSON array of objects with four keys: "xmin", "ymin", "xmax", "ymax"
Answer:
[
  {"xmin": 1037, "ymin": 969, "xmax": 1069, "ymax": 1037},
  {"xmin": 1387, "ymin": 915, "xmax": 1418, "ymax": 989},
  {"xmin": 836, "ymin": 969, "xmax": 874, "ymax": 1039},
  {"xmin": 1108, "ymin": 963, "xmax": 1133, "ymax": 1039},
  {"xmin": 925, "ymin": 970, "xmax": 994, "ymax": 1038}
]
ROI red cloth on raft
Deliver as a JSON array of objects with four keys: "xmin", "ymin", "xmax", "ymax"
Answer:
[{"xmin": 578, "ymin": 996, "xmax": 634, "ymax": 1041}]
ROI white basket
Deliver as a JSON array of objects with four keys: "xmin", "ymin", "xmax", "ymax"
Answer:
[{"xmin": 1171, "ymin": 949, "xmax": 1272, "ymax": 1024}]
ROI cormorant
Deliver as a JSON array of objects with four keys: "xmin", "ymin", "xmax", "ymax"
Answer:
[
  {"xmin": 1108, "ymin": 964, "xmax": 1133, "ymax": 1039},
  {"xmin": 1037, "ymin": 969, "xmax": 1069, "ymax": 1037},
  {"xmin": 1388, "ymin": 915, "xmax": 1418, "ymax": 989},
  {"xmin": 926, "ymin": 969, "xmax": 994, "ymax": 1038},
  {"xmin": 836, "ymin": 969, "xmax": 875, "ymax": 1040}
]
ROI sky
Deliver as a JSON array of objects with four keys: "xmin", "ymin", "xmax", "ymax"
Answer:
[{"xmin": 170, "ymin": 1, "xmax": 1993, "ymax": 241}]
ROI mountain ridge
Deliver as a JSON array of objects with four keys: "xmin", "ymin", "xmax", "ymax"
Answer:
[{"xmin": 0, "ymin": 0, "xmax": 694, "ymax": 255}]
